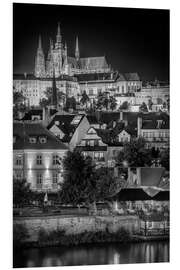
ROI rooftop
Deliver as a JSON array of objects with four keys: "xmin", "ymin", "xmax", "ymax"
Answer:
[{"xmin": 13, "ymin": 122, "xmax": 68, "ymax": 150}]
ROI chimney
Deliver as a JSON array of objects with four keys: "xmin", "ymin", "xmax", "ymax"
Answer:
[
  {"xmin": 113, "ymin": 120, "xmax": 116, "ymax": 128},
  {"xmin": 42, "ymin": 106, "xmax": 51, "ymax": 126},
  {"xmin": 119, "ymin": 110, "xmax": 123, "ymax": 122},
  {"xmin": 157, "ymin": 119, "xmax": 163, "ymax": 129},
  {"xmin": 137, "ymin": 116, "xmax": 142, "ymax": 137},
  {"xmin": 42, "ymin": 107, "xmax": 46, "ymax": 121}
]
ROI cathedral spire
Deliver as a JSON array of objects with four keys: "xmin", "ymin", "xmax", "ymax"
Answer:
[
  {"xmin": 75, "ymin": 36, "xmax": 80, "ymax": 61},
  {"xmin": 56, "ymin": 22, "xmax": 62, "ymax": 45},
  {"xmin": 50, "ymin": 38, "xmax": 53, "ymax": 50},
  {"xmin": 38, "ymin": 35, "xmax": 42, "ymax": 49},
  {"xmin": 34, "ymin": 35, "xmax": 46, "ymax": 78}
]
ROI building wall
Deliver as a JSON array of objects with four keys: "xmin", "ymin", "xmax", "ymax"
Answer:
[
  {"xmin": 140, "ymin": 129, "xmax": 169, "ymax": 149},
  {"xmin": 13, "ymin": 78, "xmax": 80, "ymax": 107},
  {"xmin": 13, "ymin": 149, "xmax": 68, "ymax": 191},
  {"xmin": 135, "ymin": 86, "xmax": 169, "ymax": 104}
]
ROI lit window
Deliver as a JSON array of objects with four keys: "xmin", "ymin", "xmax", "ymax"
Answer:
[
  {"xmin": 36, "ymin": 155, "xmax": 42, "ymax": 165},
  {"xmin": 53, "ymin": 155, "xmax": 60, "ymax": 165},
  {"xmin": 15, "ymin": 155, "xmax": 22, "ymax": 165}
]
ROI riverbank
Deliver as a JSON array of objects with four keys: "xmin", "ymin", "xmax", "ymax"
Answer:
[{"xmin": 14, "ymin": 214, "xmax": 169, "ymax": 249}]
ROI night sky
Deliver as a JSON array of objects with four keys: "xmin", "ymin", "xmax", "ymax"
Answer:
[{"xmin": 13, "ymin": 3, "xmax": 169, "ymax": 81}]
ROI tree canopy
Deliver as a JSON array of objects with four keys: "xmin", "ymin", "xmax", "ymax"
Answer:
[
  {"xmin": 40, "ymin": 87, "xmax": 65, "ymax": 108},
  {"xmin": 13, "ymin": 179, "xmax": 33, "ymax": 207},
  {"xmin": 119, "ymin": 101, "xmax": 129, "ymax": 110},
  {"xmin": 80, "ymin": 90, "xmax": 90, "ymax": 107},
  {"xmin": 116, "ymin": 137, "xmax": 152, "ymax": 167},
  {"xmin": 65, "ymin": 96, "xmax": 77, "ymax": 111},
  {"xmin": 139, "ymin": 102, "xmax": 148, "ymax": 112},
  {"xmin": 96, "ymin": 92, "xmax": 117, "ymax": 111},
  {"xmin": 59, "ymin": 150, "xmax": 121, "ymax": 206}
]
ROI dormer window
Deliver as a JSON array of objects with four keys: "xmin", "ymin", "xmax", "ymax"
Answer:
[
  {"xmin": 39, "ymin": 136, "xmax": 47, "ymax": 144},
  {"xmin": 29, "ymin": 136, "xmax": 37, "ymax": 143}
]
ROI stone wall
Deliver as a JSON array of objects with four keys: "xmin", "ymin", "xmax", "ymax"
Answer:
[{"xmin": 14, "ymin": 215, "xmax": 140, "ymax": 242}]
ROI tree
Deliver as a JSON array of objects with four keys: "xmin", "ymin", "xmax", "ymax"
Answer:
[
  {"xmin": 13, "ymin": 179, "xmax": 33, "ymax": 208},
  {"xmin": 40, "ymin": 87, "xmax": 65, "ymax": 108},
  {"xmin": 59, "ymin": 150, "xmax": 96, "ymax": 205},
  {"xmin": 96, "ymin": 92, "xmax": 107, "ymax": 110},
  {"xmin": 160, "ymin": 148, "xmax": 169, "ymax": 171},
  {"xmin": 157, "ymin": 97, "xmax": 163, "ymax": 105},
  {"xmin": 148, "ymin": 99, "xmax": 153, "ymax": 111},
  {"xmin": 109, "ymin": 96, "xmax": 117, "ymax": 111},
  {"xmin": 65, "ymin": 96, "xmax": 77, "ymax": 111},
  {"xmin": 116, "ymin": 137, "xmax": 152, "ymax": 167},
  {"xmin": 13, "ymin": 91, "xmax": 26, "ymax": 106},
  {"xmin": 80, "ymin": 90, "xmax": 90, "ymax": 107},
  {"xmin": 95, "ymin": 167, "xmax": 123, "ymax": 199},
  {"xmin": 139, "ymin": 102, "xmax": 148, "ymax": 112},
  {"xmin": 13, "ymin": 90, "xmax": 27, "ymax": 119},
  {"xmin": 59, "ymin": 151, "xmax": 122, "ymax": 214},
  {"xmin": 119, "ymin": 101, "xmax": 129, "ymax": 110}
]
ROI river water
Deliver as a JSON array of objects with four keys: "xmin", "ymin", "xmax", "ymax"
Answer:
[{"xmin": 14, "ymin": 241, "xmax": 169, "ymax": 268}]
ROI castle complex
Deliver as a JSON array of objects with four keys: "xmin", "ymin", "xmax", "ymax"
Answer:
[
  {"xmin": 35, "ymin": 23, "xmax": 110, "ymax": 78},
  {"xmin": 13, "ymin": 23, "xmax": 169, "ymax": 109}
]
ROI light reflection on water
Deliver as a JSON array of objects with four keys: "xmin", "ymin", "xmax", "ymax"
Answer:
[{"xmin": 14, "ymin": 241, "xmax": 169, "ymax": 268}]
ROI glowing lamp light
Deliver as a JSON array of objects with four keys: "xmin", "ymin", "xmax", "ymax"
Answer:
[{"xmin": 122, "ymin": 160, "xmax": 128, "ymax": 167}]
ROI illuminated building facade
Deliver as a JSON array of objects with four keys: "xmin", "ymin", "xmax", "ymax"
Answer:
[{"xmin": 13, "ymin": 122, "xmax": 68, "ymax": 192}]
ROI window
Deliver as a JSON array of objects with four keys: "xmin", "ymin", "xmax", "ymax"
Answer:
[
  {"xmin": 29, "ymin": 137, "xmax": 37, "ymax": 143},
  {"xmin": 53, "ymin": 155, "xmax": 60, "ymax": 165},
  {"xmin": 94, "ymin": 152, "xmax": 105, "ymax": 161},
  {"xmin": 90, "ymin": 140, "xmax": 94, "ymax": 146},
  {"xmin": 82, "ymin": 152, "xmax": 88, "ymax": 158},
  {"xmin": 36, "ymin": 173, "xmax": 42, "ymax": 186},
  {"xmin": 36, "ymin": 155, "xmax": 42, "ymax": 165},
  {"xmin": 13, "ymin": 136, "xmax": 16, "ymax": 144},
  {"xmin": 86, "ymin": 140, "xmax": 91, "ymax": 146},
  {"xmin": 53, "ymin": 173, "xmax": 58, "ymax": 184},
  {"xmin": 15, "ymin": 171, "xmax": 22, "ymax": 180},
  {"xmin": 15, "ymin": 155, "xmax": 22, "ymax": 165},
  {"xmin": 122, "ymin": 86, "xmax": 124, "ymax": 93},
  {"xmin": 39, "ymin": 137, "xmax": 47, "ymax": 144},
  {"xmin": 89, "ymin": 89, "xmax": 94, "ymax": 96},
  {"xmin": 94, "ymin": 140, "xmax": 99, "ymax": 146}
]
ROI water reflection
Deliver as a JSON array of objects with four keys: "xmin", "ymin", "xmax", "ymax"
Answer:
[{"xmin": 14, "ymin": 241, "xmax": 169, "ymax": 268}]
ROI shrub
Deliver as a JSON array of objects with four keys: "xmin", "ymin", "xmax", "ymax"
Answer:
[{"xmin": 13, "ymin": 223, "xmax": 29, "ymax": 248}]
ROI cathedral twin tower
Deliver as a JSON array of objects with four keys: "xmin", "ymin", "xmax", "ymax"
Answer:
[{"xmin": 34, "ymin": 23, "xmax": 80, "ymax": 78}]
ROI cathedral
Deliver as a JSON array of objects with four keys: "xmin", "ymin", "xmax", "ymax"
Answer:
[{"xmin": 35, "ymin": 23, "xmax": 111, "ymax": 78}]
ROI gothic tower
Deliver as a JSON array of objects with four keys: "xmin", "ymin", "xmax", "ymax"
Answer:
[
  {"xmin": 75, "ymin": 36, "xmax": 80, "ymax": 61},
  {"xmin": 34, "ymin": 35, "xmax": 46, "ymax": 78},
  {"xmin": 53, "ymin": 22, "xmax": 63, "ymax": 77},
  {"xmin": 46, "ymin": 38, "xmax": 54, "ymax": 77}
]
